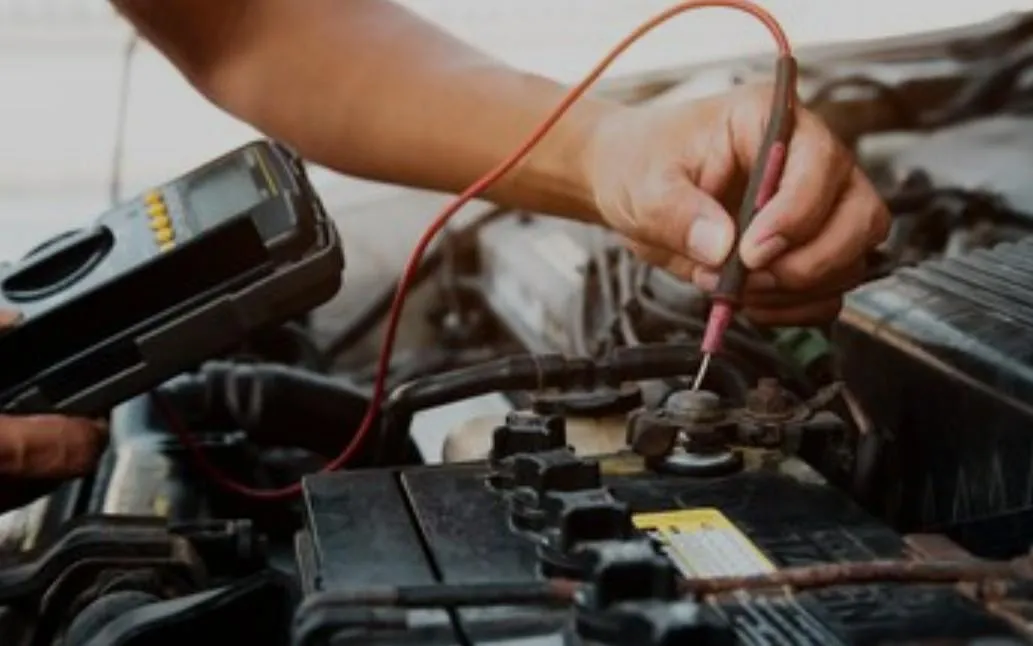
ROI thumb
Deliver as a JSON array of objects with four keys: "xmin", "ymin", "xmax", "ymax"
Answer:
[
  {"xmin": 0, "ymin": 415, "xmax": 107, "ymax": 479},
  {"xmin": 634, "ymin": 182, "xmax": 734, "ymax": 267}
]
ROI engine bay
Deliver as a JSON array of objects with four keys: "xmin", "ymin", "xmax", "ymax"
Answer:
[{"xmin": 3, "ymin": 9, "xmax": 1033, "ymax": 646}]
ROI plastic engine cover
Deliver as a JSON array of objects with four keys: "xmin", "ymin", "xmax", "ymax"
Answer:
[
  {"xmin": 476, "ymin": 215, "xmax": 591, "ymax": 354},
  {"xmin": 836, "ymin": 236, "xmax": 1033, "ymax": 557}
]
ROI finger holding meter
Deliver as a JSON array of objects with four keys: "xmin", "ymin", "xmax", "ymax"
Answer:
[{"xmin": 0, "ymin": 140, "xmax": 344, "ymax": 417}]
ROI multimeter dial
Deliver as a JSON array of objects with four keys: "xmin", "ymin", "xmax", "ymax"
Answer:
[{"xmin": 2, "ymin": 227, "xmax": 114, "ymax": 303}]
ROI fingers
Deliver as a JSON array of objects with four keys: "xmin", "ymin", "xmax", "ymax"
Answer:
[
  {"xmin": 739, "ymin": 109, "xmax": 855, "ymax": 270},
  {"xmin": 766, "ymin": 169, "xmax": 890, "ymax": 291},
  {"xmin": 0, "ymin": 315, "xmax": 103, "ymax": 484},
  {"xmin": 745, "ymin": 296, "xmax": 844, "ymax": 326},
  {"xmin": 744, "ymin": 260, "xmax": 865, "ymax": 308},
  {"xmin": 624, "ymin": 238, "xmax": 860, "ymax": 325},
  {"xmin": 614, "ymin": 92, "xmax": 888, "ymax": 329},
  {"xmin": 630, "ymin": 180, "xmax": 735, "ymax": 268},
  {"xmin": 0, "ymin": 415, "xmax": 108, "ymax": 479},
  {"xmin": 624, "ymin": 239, "xmax": 710, "ymax": 290},
  {"xmin": 0, "ymin": 310, "xmax": 20, "ymax": 328}
]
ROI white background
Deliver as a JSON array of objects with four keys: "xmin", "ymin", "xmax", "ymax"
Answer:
[{"xmin": 0, "ymin": 0, "xmax": 1029, "ymax": 260}]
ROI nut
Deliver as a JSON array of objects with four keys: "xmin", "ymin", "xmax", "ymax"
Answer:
[
  {"xmin": 665, "ymin": 390, "xmax": 723, "ymax": 423},
  {"xmin": 746, "ymin": 378, "xmax": 792, "ymax": 417}
]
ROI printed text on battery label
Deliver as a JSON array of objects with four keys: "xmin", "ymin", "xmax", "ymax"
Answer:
[{"xmin": 632, "ymin": 508, "xmax": 777, "ymax": 578}]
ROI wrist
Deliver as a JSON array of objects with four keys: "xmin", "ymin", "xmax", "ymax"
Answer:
[
  {"xmin": 501, "ymin": 71, "xmax": 625, "ymax": 223},
  {"xmin": 556, "ymin": 97, "xmax": 622, "ymax": 224}
]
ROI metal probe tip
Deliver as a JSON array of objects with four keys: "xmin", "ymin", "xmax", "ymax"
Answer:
[{"xmin": 691, "ymin": 352, "xmax": 712, "ymax": 391}]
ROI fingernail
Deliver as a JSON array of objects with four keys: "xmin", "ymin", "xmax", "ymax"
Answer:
[
  {"xmin": 0, "ymin": 310, "xmax": 21, "ymax": 327},
  {"xmin": 687, "ymin": 218, "xmax": 731, "ymax": 265},
  {"xmin": 742, "ymin": 234, "xmax": 788, "ymax": 269}
]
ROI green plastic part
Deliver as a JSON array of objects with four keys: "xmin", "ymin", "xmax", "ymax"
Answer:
[{"xmin": 772, "ymin": 326, "xmax": 831, "ymax": 370}]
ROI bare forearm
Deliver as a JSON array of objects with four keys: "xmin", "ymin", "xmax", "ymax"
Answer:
[{"xmin": 115, "ymin": 0, "xmax": 617, "ymax": 221}]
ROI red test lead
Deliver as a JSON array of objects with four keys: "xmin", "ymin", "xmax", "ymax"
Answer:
[
  {"xmin": 693, "ymin": 54, "xmax": 798, "ymax": 390},
  {"xmin": 158, "ymin": 1, "xmax": 797, "ymax": 500}
]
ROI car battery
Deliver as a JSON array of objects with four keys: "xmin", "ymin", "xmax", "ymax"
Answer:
[{"xmin": 293, "ymin": 410, "xmax": 1028, "ymax": 646}]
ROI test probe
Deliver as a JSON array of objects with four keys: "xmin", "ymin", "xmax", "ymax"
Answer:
[
  {"xmin": 692, "ymin": 54, "xmax": 797, "ymax": 390},
  {"xmin": 158, "ymin": 0, "xmax": 798, "ymax": 500}
]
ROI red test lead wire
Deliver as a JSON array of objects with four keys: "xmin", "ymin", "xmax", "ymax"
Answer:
[{"xmin": 156, "ymin": 0, "xmax": 795, "ymax": 501}]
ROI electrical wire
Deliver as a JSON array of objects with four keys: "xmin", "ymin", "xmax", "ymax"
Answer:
[
  {"xmin": 629, "ymin": 262, "xmax": 812, "ymax": 390},
  {"xmin": 157, "ymin": 0, "xmax": 794, "ymax": 500},
  {"xmin": 616, "ymin": 248, "xmax": 642, "ymax": 347},
  {"xmin": 633, "ymin": 263, "xmax": 706, "ymax": 335},
  {"xmin": 570, "ymin": 236, "xmax": 621, "ymax": 357},
  {"xmin": 592, "ymin": 235, "xmax": 619, "ymax": 353},
  {"xmin": 806, "ymin": 74, "xmax": 918, "ymax": 127},
  {"xmin": 569, "ymin": 284, "xmax": 592, "ymax": 357},
  {"xmin": 288, "ymin": 555, "xmax": 1033, "ymax": 609},
  {"xmin": 109, "ymin": 32, "xmax": 140, "ymax": 207},
  {"xmin": 923, "ymin": 39, "xmax": 1033, "ymax": 128}
]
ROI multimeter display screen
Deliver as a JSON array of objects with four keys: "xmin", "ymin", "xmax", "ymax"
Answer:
[{"xmin": 185, "ymin": 158, "xmax": 265, "ymax": 226}]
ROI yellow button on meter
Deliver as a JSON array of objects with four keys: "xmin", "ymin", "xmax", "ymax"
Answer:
[
  {"xmin": 159, "ymin": 241, "xmax": 176, "ymax": 253},
  {"xmin": 144, "ymin": 190, "xmax": 162, "ymax": 206},
  {"xmin": 149, "ymin": 214, "xmax": 171, "ymax": 230},
  {"xmin": 155, "ymin": 228, "xmax": 175, "ymax": 244},
  {"xmin": 147, "ymin": 203, "xmax": 167, "ymax": 218}
]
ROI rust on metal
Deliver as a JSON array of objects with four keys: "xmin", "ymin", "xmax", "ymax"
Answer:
[
  {"xmin": 745, "ymin": 378, "xmax": 792, "ymax": 418},
  {"xmin": 678, "ymin": 558, "xmax": 1033, "ymax": 596}
]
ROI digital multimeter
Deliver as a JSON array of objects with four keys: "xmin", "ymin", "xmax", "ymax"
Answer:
[{"xmin": 0, "ymin": 139, "xmax": 344, "ymax": 416}]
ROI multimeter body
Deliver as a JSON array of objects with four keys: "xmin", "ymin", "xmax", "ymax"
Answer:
[{"xmin": 0, "ymin": 139, "xmax": 344, "ymax": 416}]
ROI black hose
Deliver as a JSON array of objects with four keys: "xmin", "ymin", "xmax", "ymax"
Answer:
[
  {"xmin": 570, "ymin": 239, "xmax": 620, "ymax": 357},
  {"xmin": 593, "ymin": 240, "xmax": 619, "ymax": 352},
  {"xmin": 629, "ymin": 262, "xmax": 797, "ymax": 381},
  {"xmin": 616, "ymin": 248, "xmax": 642, "ymax": 347},
  {"xmin": 159, "ymin": 362, "xmax": 371, "ymax": 459},
  {"xmin": 282, "ymin": 322, "xmax": 326, "ymax": 370},
  {"xmin": 806, "ymin": 74, "xmax": 918, "ymax": 127},
  {"xmin": 923, "ymin": 39, "xmax": 1033, "ymax": 127},
  {"xmin": 349, "ymin": 346, "xmax": 501, "ymax": 390},
  {"xmin": 376, "ymin": 343, "xmax": 756, "ymax": 458},
  {"xmin": 633, "ymin": 262, "xmax": 705, "ymax": 335},
  {"xmin": 569, "ymin": 273, "xmax": 592, "ymax": 357},
  {"xmin": 805, "ymin": 40, "xmax": 1033, "ymax": 133}
]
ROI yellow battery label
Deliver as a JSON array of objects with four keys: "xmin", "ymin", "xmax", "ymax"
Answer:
[{"xmin": 633, "ymin": 508, "xmax": 777, "ymax": 578}]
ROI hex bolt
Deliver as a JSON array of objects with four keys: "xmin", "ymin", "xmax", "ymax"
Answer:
[
  {"xmin": 746, "ymin": 378, "xmax": 791, "ymax": 417},
  {"xmin": 665, "ymin": 390, "xmax": 723, "ymax": 423}
]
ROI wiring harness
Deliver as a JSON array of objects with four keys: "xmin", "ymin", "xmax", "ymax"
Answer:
[{"xmin": 154, "ymin": 0, "xmax": 796, "ymax": 501}]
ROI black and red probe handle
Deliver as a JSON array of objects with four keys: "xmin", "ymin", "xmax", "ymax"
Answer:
[{"xmin": 702, "ymin": 55, "xmax": 798, "ymax": 355}]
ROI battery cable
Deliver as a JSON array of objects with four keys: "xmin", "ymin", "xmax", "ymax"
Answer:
[{"xmin": 154, "ymin": 0, "xmax": 795, "ymax": 500}]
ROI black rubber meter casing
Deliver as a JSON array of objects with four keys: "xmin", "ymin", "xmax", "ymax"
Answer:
[{"xmin": 0, "ymin": 139, "xmax": 344, "ymax": 416}]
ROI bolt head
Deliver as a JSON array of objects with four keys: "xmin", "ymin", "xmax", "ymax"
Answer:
[
  {"xmin": 746, "ymin": 379, "xmax": 790, "ymax": 415},
  {"xmin": 665, "ymin": 390, "xmax": 722, "ymax": 421}
]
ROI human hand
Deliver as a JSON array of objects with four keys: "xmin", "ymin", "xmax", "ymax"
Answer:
[
  {"xmin": 0, "ymin": 310, "xmax": 107, "ymax": 512},
  {"xmin": 583, "ymin": 84, "xmax": 890, "ymax": 325}
]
